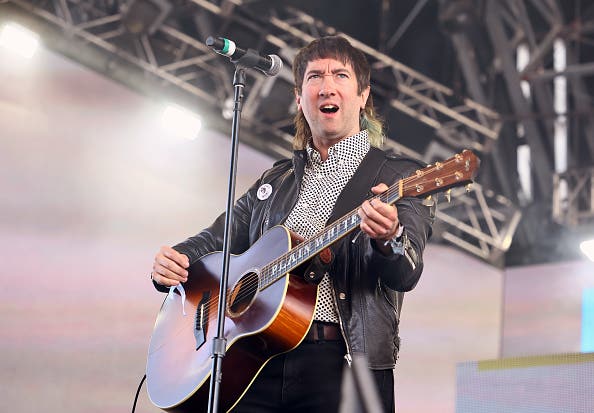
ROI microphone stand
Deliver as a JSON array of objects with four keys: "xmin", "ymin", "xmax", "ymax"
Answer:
[{"xmin": 208, "ymin": 49, "xmax": 263, "ymax": 413}]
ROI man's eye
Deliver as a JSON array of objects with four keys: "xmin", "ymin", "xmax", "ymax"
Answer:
[
  {"xmin": 308, "ymin": 74, "xmax": 321, "ymax": 80},
  {"xmin": 336, "ymin": 73, "xmax": 348, "ymax": 79}
]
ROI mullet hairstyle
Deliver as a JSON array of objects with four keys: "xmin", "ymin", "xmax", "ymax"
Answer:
[{"xmin": 292, "ymin": 36, "xmax": 385, "ymax": 150}]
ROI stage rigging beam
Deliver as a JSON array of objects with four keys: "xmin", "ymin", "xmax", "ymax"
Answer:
[{"xmin": 1, "ymin": 0, "xmax": 519, "ymax": 264}]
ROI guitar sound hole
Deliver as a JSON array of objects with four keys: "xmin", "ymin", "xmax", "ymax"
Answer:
[{"xmin": 227, "ymin": 271, "xmax": 259, "ymax": 317}]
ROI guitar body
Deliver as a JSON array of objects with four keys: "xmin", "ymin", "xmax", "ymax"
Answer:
[{"xmin": 146, "ymin": 225, "xmax": 319, "ymax": 412}]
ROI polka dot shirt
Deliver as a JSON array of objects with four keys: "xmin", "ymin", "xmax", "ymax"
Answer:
[{"xmin": 284, "ymin": 130, "xmax": 370, "ymax": 323}]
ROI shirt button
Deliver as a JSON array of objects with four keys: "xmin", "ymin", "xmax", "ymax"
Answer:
[{"xmin": 339, "ymin": 292, "xmax": 346, "ymax": 300}]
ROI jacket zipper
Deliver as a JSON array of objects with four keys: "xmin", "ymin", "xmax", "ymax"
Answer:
[
  {"xmin": 327, "ymin": 258, "xmax": 354, "ymax": 365},
  {"xmin": 331, "ymin": 285, "xmax": 353, "ymax": 366}
]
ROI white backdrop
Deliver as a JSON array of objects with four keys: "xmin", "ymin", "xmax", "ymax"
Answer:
[{"xmin": 0, "ymin": 45, "xmax": 507, "ymax": 413}]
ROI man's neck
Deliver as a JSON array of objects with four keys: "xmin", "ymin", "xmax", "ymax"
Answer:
[
  {"xmin": 311, "ymin": 134, "xmax": 352, "ymax": 161},
  {"xmin": 310, "ymin": 139, "xmax": 333, "ymax": 161},
  {"xmin": 310, "ymin": 130, "xmax": 369, "ymax": 161}
]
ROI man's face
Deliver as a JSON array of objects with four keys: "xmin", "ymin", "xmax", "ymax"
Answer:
[{"xmin": 296, "ymin": 58, "xmax": 370, "ymax": 144}]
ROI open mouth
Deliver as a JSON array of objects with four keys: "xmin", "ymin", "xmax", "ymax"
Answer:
[{"xmin": 320, "ymin": 104, "xmax": 339, "ymax": 114}]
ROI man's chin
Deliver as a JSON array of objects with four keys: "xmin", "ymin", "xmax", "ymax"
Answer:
[{"xmin": 314, "ymin": 133, "xmax": 345, "ymax": 142}]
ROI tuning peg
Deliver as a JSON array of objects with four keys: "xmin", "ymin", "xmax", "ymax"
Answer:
[
  {"xmin": 422, "ymin": 195, "xmax": 435, "ymax": 206},
  {"xmin": 465, "ymin": 183, "xmax": 473, "ymax": 193},
  {"xmin": 445, "ymin": 189, "xmax": 452, "ymax": 203}
]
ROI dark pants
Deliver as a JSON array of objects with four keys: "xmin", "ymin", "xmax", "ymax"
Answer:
[{"xmin": 232, "ymin": 335, "xmax": 395, "ymax": 412}]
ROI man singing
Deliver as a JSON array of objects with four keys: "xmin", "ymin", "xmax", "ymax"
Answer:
[{"xmin": 151, "ymin": 35, "xmax": 435, "ymax": 412}]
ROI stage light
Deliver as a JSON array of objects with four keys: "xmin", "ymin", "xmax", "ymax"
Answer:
[
  {"xmin": 0, "ymin": 23, "xmax": 39, "ymax": 58},
  {"xmin": 579, "ymin": 239, "xmax": 594, "ymax": 262},
  {"xmin": 222, "ymin": 97, "xmax": 234, "ymax": 120},
  {"xmin": 160, "ymin": 104, "xmax": 202, "ymax": 140}
]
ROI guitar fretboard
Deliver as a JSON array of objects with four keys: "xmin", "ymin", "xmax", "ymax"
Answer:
[
  {"xmin": 258, "ymin": 180, "xmax": 403, "ymax": 290},
  {"xmin": 255, "ymin": 149, "xmax": 478, "ymax": 290}
]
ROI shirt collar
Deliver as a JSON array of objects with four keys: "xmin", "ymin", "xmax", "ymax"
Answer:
[{"xmin": 306, "ymin": 130, "xmax": 370, "ymax": 166}]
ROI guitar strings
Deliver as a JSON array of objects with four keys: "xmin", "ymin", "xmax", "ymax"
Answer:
[
  {"xmin": 202, "ymin": 167, "xmax": 467, "ymax": 318},
  {"xmin": 181, "ymin": 157, "xmax": 472, "ymax": 320},
  {"xmin": 210, "ymin": 159, "xmax": 471, "ymax": 311},
  {"xmin": 179, "ymin": 165, "xmax": 471, "ymax": 322}
]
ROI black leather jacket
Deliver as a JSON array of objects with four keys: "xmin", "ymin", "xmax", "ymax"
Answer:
[{"xmin": 170, "ymin": 146, "xmax": 435, "ymax": 369}]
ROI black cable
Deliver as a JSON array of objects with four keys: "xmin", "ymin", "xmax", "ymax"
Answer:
[{"xmin": 131, "ymin": 374, "xmax": 146, "ymax": 413}]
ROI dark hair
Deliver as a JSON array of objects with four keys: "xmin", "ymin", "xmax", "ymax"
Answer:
[
  {"xmin": 293, "ymin": 36, "xmax": 371, "ymax": 95},
  {"xmin": 292, "ymin": 36, "xmax": 384, "ymax": 149}
]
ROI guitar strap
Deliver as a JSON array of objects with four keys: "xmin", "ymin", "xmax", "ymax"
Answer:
[
  {"xmin": 327, "ymin": 146, "xmax": 386, "ymax": 224},
  {"xmin": 302, "ymin": 148, "xmax": 386, "ymax": 285}
]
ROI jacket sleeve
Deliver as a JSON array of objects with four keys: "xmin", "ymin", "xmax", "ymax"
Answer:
[
  {"xmin": 361, "ymin": 159, "xmax": 436, "ymax": 292},
  {"xmin": 171, "ymin": 178, "xmax": 261, "ymax": 265}
]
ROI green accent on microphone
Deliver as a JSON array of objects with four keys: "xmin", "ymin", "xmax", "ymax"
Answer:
[{"xmin": 221, "ymin": 38, "xmax": 230, "ymax": 54}]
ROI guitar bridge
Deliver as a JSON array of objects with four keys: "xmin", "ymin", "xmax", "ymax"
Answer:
[{"xmin": 194, "ymin": 291, "xmax": 210, "ymax": 351}]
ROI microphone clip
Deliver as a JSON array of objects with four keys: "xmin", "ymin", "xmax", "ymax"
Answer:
[{"xmin": 232, "ymin": 48, "xmax": 265, "ymax": 71}]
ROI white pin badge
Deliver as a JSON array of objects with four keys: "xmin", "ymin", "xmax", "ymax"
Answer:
[{"xmin": 257, "ymin": 183, "xmax": 273, "ymax": 200}]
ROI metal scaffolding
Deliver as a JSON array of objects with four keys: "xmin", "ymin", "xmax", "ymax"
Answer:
[
  {"xmin": 1, "ymin": 0, "xmax": 525, "ymax": 264},
  {"xmin": 441, "ymin": 0, "xmax": 594, "ymax": 263},
  {"xmin": 553, "ymin": 167, "xmax": 594, "ymax": 227}
]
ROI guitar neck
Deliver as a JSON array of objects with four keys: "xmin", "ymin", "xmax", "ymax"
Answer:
[
  {"xmin": 258, "ymin": 181, "xmax": 404, "ymax": 290},
  {"xmin": 257, "ymin": 149, "xmax": 479, "ymax": 291}
]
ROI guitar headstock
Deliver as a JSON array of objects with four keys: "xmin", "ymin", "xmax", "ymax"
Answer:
[{"xmin": 401, "ymin": 150, "xmax": 480, "ymax": 198}]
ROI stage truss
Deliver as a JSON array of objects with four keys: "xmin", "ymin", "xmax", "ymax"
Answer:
[{"xmin": 2, "ymin": 0, "xmax": 525, "ymax": 264}]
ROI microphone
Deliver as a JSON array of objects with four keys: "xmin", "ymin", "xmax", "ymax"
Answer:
[{"xmin": 205, "ymin": 36, "xmax": 283, "ymax": 77}]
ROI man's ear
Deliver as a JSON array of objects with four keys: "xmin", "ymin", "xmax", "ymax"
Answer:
[
  {"xmin": 360, "ymin": 86, "xmax": 370, "ymax": 110},
  {"xmin": 295, "ymin": 88, "xmax": 302, "ymax": 111}
]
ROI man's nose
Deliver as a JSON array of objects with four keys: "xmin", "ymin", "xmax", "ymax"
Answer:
[{"xmin": 318, "ymin": 74, "xmax": 336, "ymax": 96}]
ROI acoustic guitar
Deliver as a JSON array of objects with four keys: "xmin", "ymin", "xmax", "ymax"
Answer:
[{"xmin": 146, "ymin": 149, "xmax": 479, "ymax": 412}]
